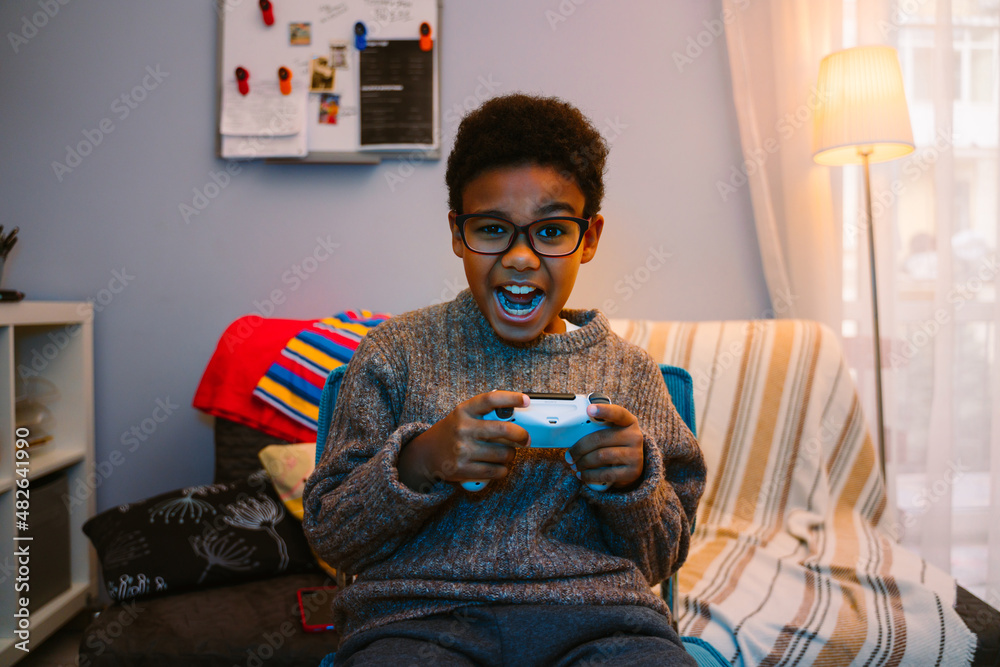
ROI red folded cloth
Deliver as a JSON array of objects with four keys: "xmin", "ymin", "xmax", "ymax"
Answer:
[{"xmin": 193, "ymin": 315, "xmax": 319, "ymax": 443}]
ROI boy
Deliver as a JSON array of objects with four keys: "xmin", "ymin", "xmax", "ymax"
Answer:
[{"xmin": 303, "ymin": 94, "xmax": 705, "ymax": 666}]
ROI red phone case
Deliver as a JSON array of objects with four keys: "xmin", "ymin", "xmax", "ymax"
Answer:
[{"xmin": 297, "ymin": 586, "xmax": 339, "ymax": 632}]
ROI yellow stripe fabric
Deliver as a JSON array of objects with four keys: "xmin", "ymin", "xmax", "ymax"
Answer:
[{"xmin": 609, "ymin": 318, "xmax": 976, "ymax": 665}]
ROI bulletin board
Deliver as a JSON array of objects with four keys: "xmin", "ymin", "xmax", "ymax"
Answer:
[{"xmin": 217, "ymin": 0, "xmax": 441, "ymax": 164}]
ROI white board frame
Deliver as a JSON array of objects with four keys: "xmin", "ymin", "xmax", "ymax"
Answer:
[{"xmin": 216, "ymin": 0, "xmax": 442, "ymax": 164}]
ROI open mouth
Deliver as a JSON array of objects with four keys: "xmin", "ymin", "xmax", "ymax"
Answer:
[{"xmin": 495, "ymin": 284, "xmax": 544, "ymax": 318}]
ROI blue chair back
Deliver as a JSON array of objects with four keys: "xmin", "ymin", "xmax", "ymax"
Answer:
[
  {"xmin": 315, "ymin": 365, "xmax": 348, "ymax": 466},
  {"xmin": 659, "ymin": 365, "xmax": 696, "ymax": 437}
]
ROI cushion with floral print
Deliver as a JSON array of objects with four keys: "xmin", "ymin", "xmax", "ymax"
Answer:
[{"xmin": 83, "ymin": 472, "xmax": 318, "ymax": 601}]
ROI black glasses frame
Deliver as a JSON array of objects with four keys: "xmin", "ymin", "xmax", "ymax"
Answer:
[{"xmin": 454, "ymin": 214, "xmax": 591, "ymax": 257}]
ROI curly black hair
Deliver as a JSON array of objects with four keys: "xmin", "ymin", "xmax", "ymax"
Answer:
[{"xmin": 445, "ymin": 94, "xmax": 609, "ymax": 219}]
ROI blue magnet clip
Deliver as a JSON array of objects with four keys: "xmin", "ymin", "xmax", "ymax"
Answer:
[{"xmin": 354, "ymin": 21, "xmax": 367, "ymax": 50}]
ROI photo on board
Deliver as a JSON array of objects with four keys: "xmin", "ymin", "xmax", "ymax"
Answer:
[
  {"xmin": 309, "ymin": 56, "xmax": 335, "ymax": 91},
  {"xmin": 289, "ymin": 22, "xmax": 312, "ymax": 46}
]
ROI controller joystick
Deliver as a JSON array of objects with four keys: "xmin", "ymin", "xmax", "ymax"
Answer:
[{"xmin": 461, "ymin": 392, "xmax": 614, "ymax": 492}]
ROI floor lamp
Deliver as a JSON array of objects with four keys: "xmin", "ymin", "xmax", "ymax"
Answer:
[{"xmin": 812, "ymin": 45, "xmax": 915, "ymax": 482}]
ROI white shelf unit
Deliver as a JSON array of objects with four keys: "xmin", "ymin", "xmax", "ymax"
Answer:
[{"xmin": 0, "ymin": 302, "xmax": 95, "ymax": 666}]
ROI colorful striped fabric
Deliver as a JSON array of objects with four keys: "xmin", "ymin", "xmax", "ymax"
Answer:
[
  {"xmin": 609, "ymin": 319, "xmax": 976, "ymax": 667},
  {"xmin": 253, "ymin": 310, "xmax": 391, "ymax": 432}
]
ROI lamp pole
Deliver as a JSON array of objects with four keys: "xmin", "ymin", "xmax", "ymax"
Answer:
[
  {"xmin": 861, "ymin": 147, "xmax": 888, "ymax": 482},
  {"xmin": 813, "ymin": 45, "xmax": 911, "ymax": 485}
]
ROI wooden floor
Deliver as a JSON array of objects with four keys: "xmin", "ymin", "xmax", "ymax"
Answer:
[{"xmin": 14, "ymin": 611, "xmax": 91, "ymax": 667}]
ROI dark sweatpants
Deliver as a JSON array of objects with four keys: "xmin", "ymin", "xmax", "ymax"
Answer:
[{"xmin": 334, "ymin": 604, "xmax": 697, "ymax": 666}]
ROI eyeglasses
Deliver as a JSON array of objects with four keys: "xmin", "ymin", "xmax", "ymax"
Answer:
[{"xmin": 454, "ymin": 214, "xmax": 590, "ymax": 257}]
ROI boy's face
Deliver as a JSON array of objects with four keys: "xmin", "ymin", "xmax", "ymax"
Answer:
[{"xmin": 449, "ymin": 164, "xmax": 604, "ymax": 343}]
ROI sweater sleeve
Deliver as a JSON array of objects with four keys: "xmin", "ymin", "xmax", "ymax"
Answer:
[
  {"xmin": 301, "ymin": 328, "xmax": 456, "ymax": 575},
  {"xmin": 582, "ymin": 354, "xmax": 706, "ymax": 584}
]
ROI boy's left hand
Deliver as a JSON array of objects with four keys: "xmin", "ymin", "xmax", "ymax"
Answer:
[{"xmin": 566, "ymin": 403, "xmax": 644, "ymax": 490}]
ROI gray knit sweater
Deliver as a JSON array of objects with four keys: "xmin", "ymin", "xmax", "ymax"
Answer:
[{"xmin": 302, "ymin": 290, "xmax": 705, "ymax": 640}]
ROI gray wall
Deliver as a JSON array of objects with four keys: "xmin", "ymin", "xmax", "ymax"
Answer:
[{"xmin": 0, "ymin": 0, "xmax": 769, "ymax": 511}]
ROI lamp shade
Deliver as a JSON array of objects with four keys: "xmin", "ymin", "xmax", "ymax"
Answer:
[{"xmin": 812, "ymin": 45, "xmax": 914, "ymax": 166}]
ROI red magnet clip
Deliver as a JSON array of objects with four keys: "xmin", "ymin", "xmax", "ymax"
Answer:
[
  {"xmin": 278, "ymin": 66, "xmax": 292, "ymax": 95},
  {"xmin": 259, "ymin": 0, "xmax": 274, "ymax": 26},
  {"xmin": 419, "ymin": 22, "xmax": 432, "ymax": 51},
  {"xmin": 236, "ymin": 67, "xmax": 250, "ymax": 95}
]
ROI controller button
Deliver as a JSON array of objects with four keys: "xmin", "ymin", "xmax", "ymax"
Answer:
[
  {"xmin": 495, "ymin": 407, "xmax": 514, "ymax": 419},
  {"xmin": 588, "ymin": 392, "xmax": 610, "ymax": 404}
]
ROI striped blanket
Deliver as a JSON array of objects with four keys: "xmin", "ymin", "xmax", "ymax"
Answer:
[
  {"xmin": 609, "ymin": 319, "xmax": 976, "ymax": 666},
  {"xmin": 253, "ymin": 311, "xmax": 390, "ymax": 431}
]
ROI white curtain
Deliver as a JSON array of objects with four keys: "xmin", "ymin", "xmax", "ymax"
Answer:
[
  {"xmin": 724, "ymin": 0, "xmax": 1000, "ymax": 602},
  {"xmin": 721, "ymin": 0, "xmax": 843, "ymax": 331}
]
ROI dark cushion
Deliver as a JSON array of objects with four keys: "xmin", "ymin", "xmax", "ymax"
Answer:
[
  {"xmin": 83, "ymin": 474, "xmax": 317, "ymax": 602},
  {"xmin": 79, "ymin": 572, "xmax": 339, "ymax": 667},
  {"xmin": 955, "ymin": 585, "xmax": 1000, "ymax": 666},
  {"xmin": 214, "ymin": 417, "xmax": 291, "ymax": 484}
]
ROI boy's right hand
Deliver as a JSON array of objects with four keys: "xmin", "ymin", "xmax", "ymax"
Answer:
[{"xmin": 398, "ymin": 391, "xmax": 531, "ymax": 492}]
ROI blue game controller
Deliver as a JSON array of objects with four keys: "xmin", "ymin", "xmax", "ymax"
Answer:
[{"xmin": 461, "ymin": 392, "xmax": 613, "ymax": 492}]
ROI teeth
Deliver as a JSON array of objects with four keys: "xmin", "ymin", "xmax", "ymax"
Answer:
[
  {"xmin": 497, "ymin": 290, "xmax": 543, "ymax": 316},
  {"xmin": 502, "ymin": 284, "xmax": 536, "ymax": 295}
]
